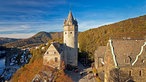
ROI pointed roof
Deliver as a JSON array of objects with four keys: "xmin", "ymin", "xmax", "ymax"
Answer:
[
  {"xmin": 67, "ymin": 11, "xmax": 74, "ymax": 22},
  {"xmin": 64, "ymin": 11, "xmax": 78, "ymax": 25}
]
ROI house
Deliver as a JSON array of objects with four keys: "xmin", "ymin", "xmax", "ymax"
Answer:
[
  {"xmin": 43, "ymin": 42, "xmax": 63, "ymax": 69},
  {"xmin": 94, "ymin": 38, "xmax": 146, "ymax": 82}
]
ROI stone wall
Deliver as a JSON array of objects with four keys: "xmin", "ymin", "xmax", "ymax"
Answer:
[
  {"xmin": 103, "ymin": 39, "xmax": 146, "ymax": 82},
  {"xmin": 120, "ymin": 67, "xmax": 146, "ymax": 82}
]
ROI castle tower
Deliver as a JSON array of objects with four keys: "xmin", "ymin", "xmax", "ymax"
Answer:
[{"xmin": 63, "ymin": 11, "xmax": 78, "ymax": 67}]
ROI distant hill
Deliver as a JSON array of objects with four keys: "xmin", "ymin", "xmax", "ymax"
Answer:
[
  {"xmin": 0, "ymin": 38, "xmax": 20, "ymax": 45},
  {"xmin": 3, "ymin": 31, "xmax": 62, "ymax": 48},
  {"xmin": 78, "ymin": 15, "xmax": 146, "ymax": 60}
]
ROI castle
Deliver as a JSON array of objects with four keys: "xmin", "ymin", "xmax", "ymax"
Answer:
[{"xmin": 43, "ymin": 11, "xmax": 78, "ymax": 69}]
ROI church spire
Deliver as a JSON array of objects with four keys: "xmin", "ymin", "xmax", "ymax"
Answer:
[
  {"xmin": 64, "ymin": 11, "xmax": 77, "ymax": 25},
  {"xmin": 67, "ymin": 11, "xmax": 74, "ymax": 22}
]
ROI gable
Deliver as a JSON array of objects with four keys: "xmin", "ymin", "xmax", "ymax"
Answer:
[{"xmin": 44, "ymin": 44, "xmax": 60, "ymax": 56}]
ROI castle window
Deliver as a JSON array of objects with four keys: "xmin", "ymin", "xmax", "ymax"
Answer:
[
  {"xmin": 49, "ymin": 51, "xmax": 56, "ymax": 54},
  {"xmin": 70, "ymin": 32, "xmax": 72, "ymax": 34},
  {"xmin": 55, "ymin": 57, "xmax": 58, "ymax": 62},
  {"xmin": 65, "ymin": 32, "xmax": 67, "ymax": 34},
  {"xmin": 139, "ymin": 70, "xmax": 142, "ymax": 76},
  {"xmin": 47, "ymin": 52, "xmax": 49, "ymax": 54},
  {"xmin": 129, "ymin": 71, "xmax": 131, "ymax": 76},
  {"xmin": 54, "ymin": 52, "xmax": 56, "ymax": 54},
  {"xmin": 141, "ymin": 59, "xmax": 145, "ymax": 63}
]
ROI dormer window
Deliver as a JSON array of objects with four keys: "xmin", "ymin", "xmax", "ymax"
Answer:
[{"xmin": 125, "ymin": 56, "xmax": 132, "ymax": 64}]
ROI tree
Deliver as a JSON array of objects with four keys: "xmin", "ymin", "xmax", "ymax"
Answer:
[{"xmin": 110, "ymin": 68, "xmax": 134, "ymax": 82}]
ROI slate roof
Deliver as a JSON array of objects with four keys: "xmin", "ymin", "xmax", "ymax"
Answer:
[
  {"xmin": 51, "ymin": 42, "xmax": 64, "ymax": 54},
  {"xmin": 67, "ymin": 11, "xmax": 74, "ymax": 22},
  {"xmin": 64, "ymin": 11, "xmax": 77, "ymax": 25},
  {"xmin": 110, "ymin": 39, "xmax": 145, "ymax": 67}
]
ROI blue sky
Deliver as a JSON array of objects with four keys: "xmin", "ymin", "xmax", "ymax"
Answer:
[{"xmin": 0, "ymin": 0, "xmax": 146, "ymax": 38}]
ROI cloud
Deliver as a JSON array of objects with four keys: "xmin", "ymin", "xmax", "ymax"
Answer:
[
  {"xmin": 0, "ymin": 20, "xmax": 63, "ymax": 35},
  {"xmin": 0, "ymin": 20, "xmax": 63, "ymax": 39},
  {"xmin": 0, "ymin": 25, "xmax": 30, "ymax": 32},
  {"xmin": 0, "ymin": 33, "xmax": 35, "ymax": 39}
]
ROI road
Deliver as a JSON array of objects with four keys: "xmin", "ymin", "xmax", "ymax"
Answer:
[{"xmin": 65, "ymin": 62, "xmax": 97, "ymax": 82}]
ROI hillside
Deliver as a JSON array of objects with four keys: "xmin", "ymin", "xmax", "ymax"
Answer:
[
  {"xmin": 3, "ymin": 31, "xmax": 62, "ymax": 48},
  {"xmin": 0, "ymin": 38, "xmax": 20, "ymax": 45},
  {"xmin": 10, "ymin": 14, "xmax": 146, "ymax": 81},
  {"xmin": 78, "ymin": 15, "xmax": 146, "ymax": 60}
]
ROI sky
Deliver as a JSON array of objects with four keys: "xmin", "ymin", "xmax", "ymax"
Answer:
[{"xmin": 0, "ymin": 0, "xmax": 146, "ymax": 38}]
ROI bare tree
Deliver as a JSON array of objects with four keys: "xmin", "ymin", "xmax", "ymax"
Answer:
[{"xmin": 110, "ymin": 68, "xmax": 134, "ymax": 82}]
